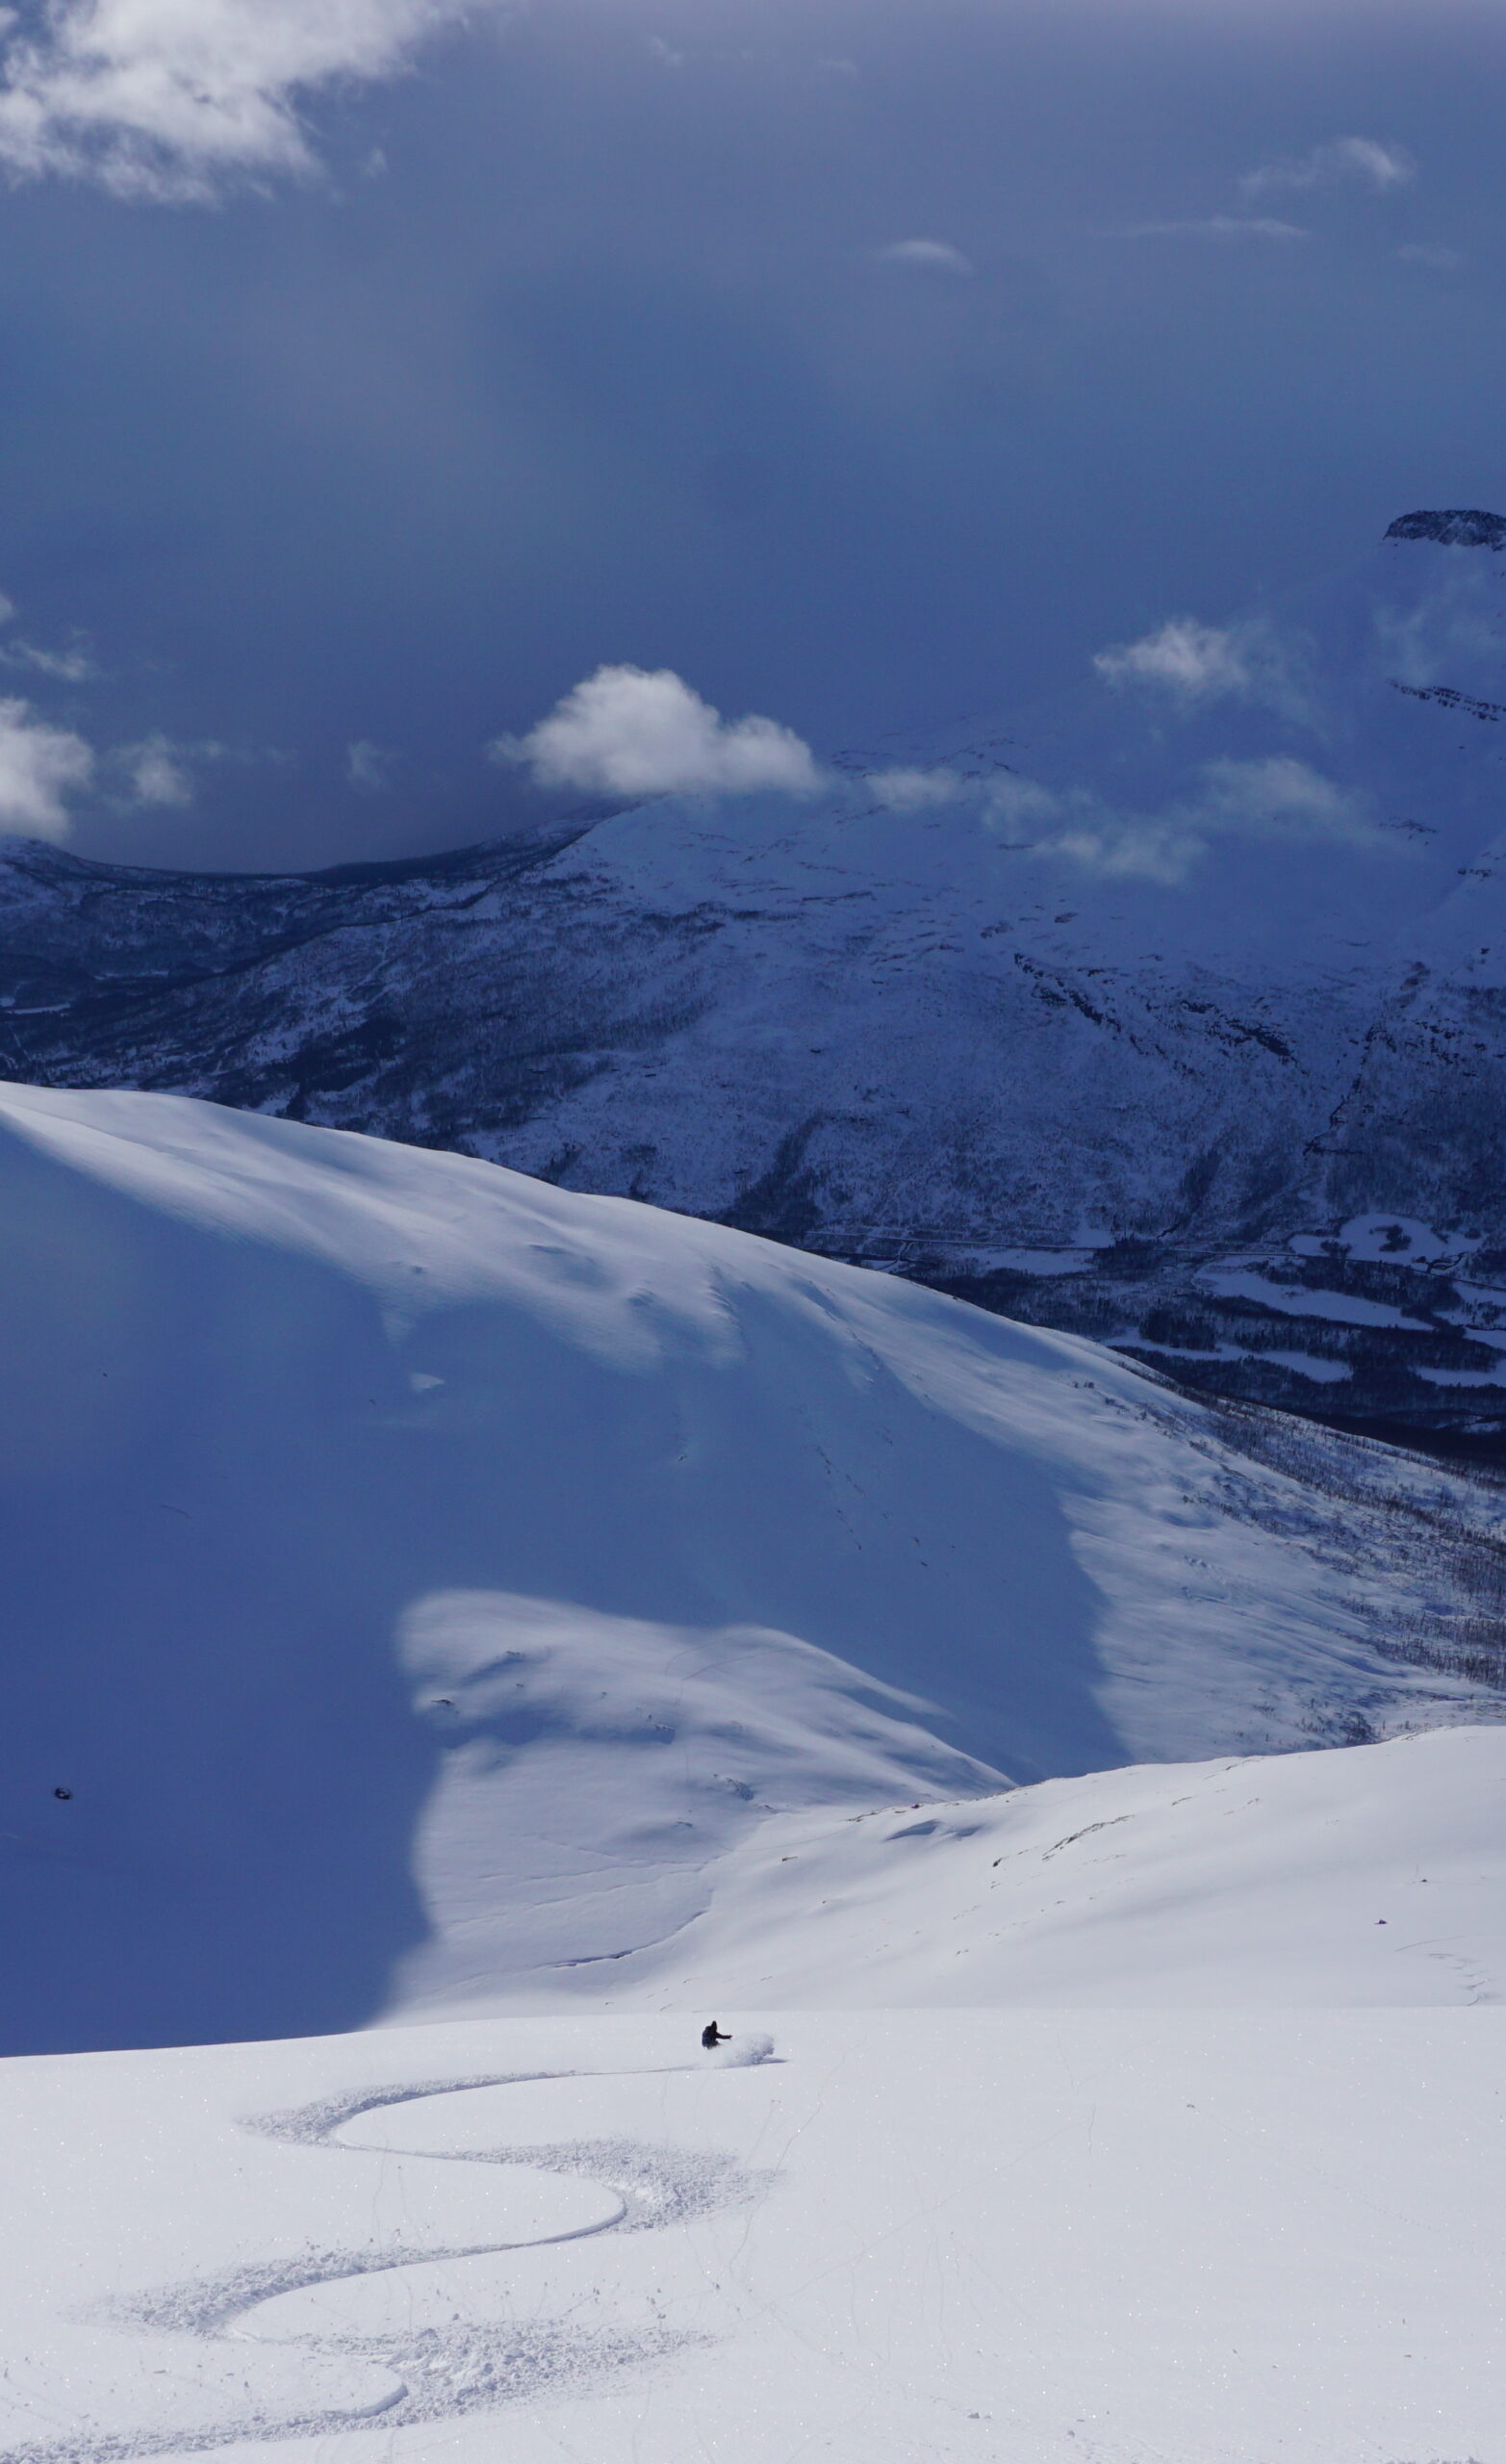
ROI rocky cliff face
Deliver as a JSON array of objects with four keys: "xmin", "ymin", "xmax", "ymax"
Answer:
[{"xmin": 7, "ymin": 517, "xmax": 1506, "ymax": 1443}]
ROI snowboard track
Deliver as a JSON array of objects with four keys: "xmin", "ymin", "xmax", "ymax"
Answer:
[{"xmin": 3, "ymin": 2048, "xmax": 778, "ymax": 2462}]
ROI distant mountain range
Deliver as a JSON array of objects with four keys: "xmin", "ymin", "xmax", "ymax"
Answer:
[{"xmin": 7, "ymin": 511, "xmax": 1506, "ymax": 1445}]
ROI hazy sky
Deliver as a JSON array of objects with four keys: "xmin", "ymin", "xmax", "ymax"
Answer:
[{"xmin": 0, "ymin": 0, "xmax": 1502, "ymax": 870}]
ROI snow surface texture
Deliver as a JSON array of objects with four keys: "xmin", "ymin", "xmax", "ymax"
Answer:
[
  {"xmin": 4, "ymin": 1081, "xmax": 1505, "ymax": 2056},
  {"xmin": 0, "ymin": 2012, "xmax": 1501, "ymax": 2464},
  {"xmin": 12, "ymin": 522, "xmax": 1506, "ymax": 1432},
  {"xmin": 583, "ymin": 1727, "xmax": 1506, "ymax": 2014},
  {"xmin": 0, "ymin": 2037, "xmax": 779, "ymax": 2463}
]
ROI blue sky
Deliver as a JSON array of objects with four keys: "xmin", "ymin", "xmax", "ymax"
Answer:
[{"xmin": 0, "ymin": 0, "xmax": 1501, "ymax": 870}]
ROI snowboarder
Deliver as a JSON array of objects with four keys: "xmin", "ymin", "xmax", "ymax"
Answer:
[{"xmin": 701, "ymin": 2021, "xmax": 729, "ymax": 2049}]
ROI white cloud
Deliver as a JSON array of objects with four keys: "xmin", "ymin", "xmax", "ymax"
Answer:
[
  {"xmin": 969, "ymin": 772, "xmax": 1200, "ymax": 883},
  {"xmin": 1095, "ymin": 617, "xmax": 1253, "ymax": 698},
  {"xmin": 1066, "ymin": 758, "xmax": 1372, "ymax": 881},
  {"xmin": 1371, "ymin": 563, "xmax": 1504, "ymax": 689},
  {"xmin": 115, "ymin": 734, "xmax": 193, "ymax": 807},
  {"xmin": 0, "ymin": 636, "xmax": 97, "ymax": 681},
  {"xmin": 1121, "ymin": 216, "xmax": 1306, "ymax": 243},
  {"xmin": 0, "ymin": 590, "xmax": 95, "ymax": 679},
  {"xmin": 0, "ymin": 0, "xmax": 488, "ymax": 200},
  {"xmin": 1241, "ymin": 136, "xmax": 1416, "ymax": 198},
  {"xmin": 972, "ymin": 774, "xmax": 1186, "ymax": 875},
  {"xmin": 1194, "ymin": 755, "xmax": 1370, "ymax": 843},
  {"xmin": 346, "ymin": 738, "xmax": 393, "ymax": 791},
  {"xmin": 1045, "ymin": 815, "xmax": 1200, "ymax": 884},
  {"xmin": 0, "ymin": 698, "xmax": 94, "ymax": 838},
  {"xmin": 983, "ymin": 776, "xmax": 1071, "ymax": 835},
  {"xmin": 862, "ymin": 763, "xmax": 1074, "ymax": 830},
  {"xmin": 1397, "ymin": 244, "xmax": 1461, "ymax": 270},
  {"xmin": 1093, "ymin": 614, "xmax": 1314, "ymax": 725},
  {"xmin": 967, "ymin": 753, "xmax": 1376, "ymax": 885},
  {"xmin": 866, "ymin": 765, "xmax": 969, "ymax": 810},
  {"xmin": 877, "ymin": 239, "xmax": 974, "ymax": 275},
  {"xmin": 496, "ymin": 665, "xmax": 824, "ymax": 802}
]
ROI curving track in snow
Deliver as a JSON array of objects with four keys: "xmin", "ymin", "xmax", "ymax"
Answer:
[{"xmin": 5, "ymin": 2047, "xmax": 775, "ymax": 2462}]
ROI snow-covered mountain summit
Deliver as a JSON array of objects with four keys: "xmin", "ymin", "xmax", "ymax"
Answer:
[
  {"xmin": 3, "ymin": 1084, "xmax": 1504, "ymax": 2055},
  {"xmin": 1387, "ymin": 506, "xmax": 1506, "ymax": 548},
  {"xmin": 6, "ymin": 517, "xmax": 1506, "ymax": 1436}
]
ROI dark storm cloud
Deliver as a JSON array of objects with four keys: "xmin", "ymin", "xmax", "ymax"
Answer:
[{"xmin": 0, "ymin": 0, "xmax": 1500, "ymax": 869}]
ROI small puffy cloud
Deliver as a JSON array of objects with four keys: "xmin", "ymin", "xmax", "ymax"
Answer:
[
  {"xmin": 0, "ymin": 0, "xmax": 491, "ymax": 201},
  {"xmin": 1094, "ymin": 614, "xmax": 1313, "ymax": 725},
  {"xmin": 877, "ymin": 239, "xmax": 974, "ymax": 274},
  {"xmin": 1095, "ymin": 617, "xmax": 1252, "ymax": 698},
  {"xmin": 1241, "ymin": 136, "xmax": 1416, "ymax": 197},
  {"xmin": 346, "ymin": 738, "xmax": 393, "ymax": 791},
  {"xmin": 116, "ymin": 734, "xmax": 193, "ymax": 808},
  {"xmin": 0, "ymin": 698, "xmax": 94, "ymax": 839},
  {"xmin": 1121, "ymin": 216, "xmax": 1306, "ymax": 243},
  {"xmin": 496, "ymin": 665, "xmax": 824, "ymax": 801}
]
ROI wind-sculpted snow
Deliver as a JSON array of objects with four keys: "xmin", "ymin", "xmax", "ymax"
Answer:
[
  {"xmin": 2, "ymin": 1081, "xmax": 1505, "ymax": 2054},
  {"xmin": 0, "ymin": 2051, "xmax": 777, "ymax": 2464}
]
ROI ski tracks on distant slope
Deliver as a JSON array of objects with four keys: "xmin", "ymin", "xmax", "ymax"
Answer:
[{"xmin": 3, "ymin": 2044, "xmax": 778, "ymax": 2463}]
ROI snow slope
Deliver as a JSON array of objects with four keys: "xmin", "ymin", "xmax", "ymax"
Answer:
[
  {"xmin": 534, "ymin": 1725, "xmax": 1506, "ymax": 2015},
  {"xmin": 3, "ymin": 1081, "xmax": 1504, "ymax": 2057},
  {"xmin": 9, "ymin": 515, "xmax": 1506, "ymax": 1433},
  {"xmin": 1, "ymin": 2009, "xmax": 1502, "ymax": 2464},
  {"xmin": 5, "ymin": 1085, "xmax": 1506, "ymax": 2461}
]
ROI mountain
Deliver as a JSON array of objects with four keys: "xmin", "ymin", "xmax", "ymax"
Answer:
[
  {"xmin": 4, "ymin": 1085, "xmax": 1504, "ymax": 2463},
  {"xmin": 4, "ymin": 1081, "xmax": 1504, "ymax": 2057},
  {"xmin": 8, "ymin": 515, "xmax": 1506, "ymax": 1439}
]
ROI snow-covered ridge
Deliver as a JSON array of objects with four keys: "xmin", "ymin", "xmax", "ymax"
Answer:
[
  {"xmin": 547, "ymin": 1725, "xmax": 1506, "ymax": 2015},
  {"xmin": 7, "ymin": 521, "xmax": 1506, "ymax": 1437},
  {"xmin": 3, "ymin": 1083, "xmax": 1503, "ymax": 2057}
]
